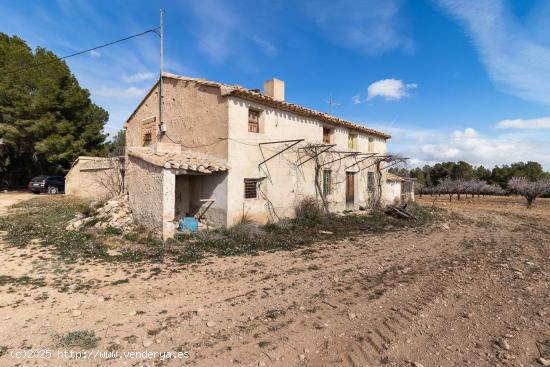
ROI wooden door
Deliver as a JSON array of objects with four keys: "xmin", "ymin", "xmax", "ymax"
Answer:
[{"xmin": 346, "ymin": 172, "xmax": 354, "ymax": 205}]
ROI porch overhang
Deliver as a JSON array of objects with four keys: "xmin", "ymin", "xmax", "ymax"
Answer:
[{"xmin": 127, "ymin": 147, "xmax": 229, "ymax": 174}]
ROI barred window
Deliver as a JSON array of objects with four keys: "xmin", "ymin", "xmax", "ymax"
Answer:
[
  {"xmin": 367, "ymin": 171, "xmax": 375, "ymax": 192},
  {"xmin": 322, "ymin": 170, "xmax": 332, "ymax": 196},
  {"xmin": 143, "ymin": 131, "xmax": 152, "ymax": 146},
  {"xmin": 244, "ymin": 179, "xmax": 260, "ymax": 199},
  {"xmin": 248, "ymin": 109, "xmax": 260, "ymax": 133}
]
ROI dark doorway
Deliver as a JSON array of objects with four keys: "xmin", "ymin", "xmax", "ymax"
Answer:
[{"xmin": 346, "ymin": 172, "xmax": 355, "ymax": 208}]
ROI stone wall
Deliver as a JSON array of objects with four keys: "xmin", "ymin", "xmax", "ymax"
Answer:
[{"xmin": 125, "ymin": 156, "xmax": 164, "ymax": 234}]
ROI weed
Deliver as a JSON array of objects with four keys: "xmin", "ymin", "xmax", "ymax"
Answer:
[
  {"xmin": 105, "ymin": 226, "xmax": 123, "ymax": 236},
  {"xmin": 53, "ymin": 330, "xmax": 99, "ymax": 349},
  {"xmin": 258, "ymin": 341, "xmax": 270, "ymax": 348},
  {"xmin": 110, "ymin": 278, "xmax": 129, "ymax": 286}
]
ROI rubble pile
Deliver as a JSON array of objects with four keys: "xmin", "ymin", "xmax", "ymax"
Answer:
[{"xmin": 66, "ymin": 194, "xmax": 135, "ymax": 231}]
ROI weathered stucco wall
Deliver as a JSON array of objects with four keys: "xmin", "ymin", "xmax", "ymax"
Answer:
[
  {"xmin": 65, "ymin": 157, "xmax": 122, "ymax": 201},
  {"xmin": 382, "ymin": 180, "xmax": 402, "ymax": 206},
  {"xmin": 125, "ymin": 77, "xmax": 229, "ymax": 159},
  {"xmin": 225, "ymin": 96, "xmax": 389, "ymax": 226},
  {"xmin": 126, "ymin": 156, "xmax": 164, "ymax": 234}
]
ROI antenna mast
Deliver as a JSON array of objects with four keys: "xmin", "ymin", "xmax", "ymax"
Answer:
[
  {"xmin": 158, "ymin": 8, "xmax": 166, "ymax": 134},
  {"xmin": 323, "ymin": 94, "xmax": 341, "ymax": 115}
]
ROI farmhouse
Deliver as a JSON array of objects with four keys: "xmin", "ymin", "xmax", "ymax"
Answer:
[{"xmin": 124, "ymin": 73, "xmax": 409, "ymax": 239}]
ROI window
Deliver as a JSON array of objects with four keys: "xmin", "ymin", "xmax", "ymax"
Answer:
[
  {"xmin": 248, "ymin": 109, "xmax": 260, "ymax": 133},
  {"xmin": 323, "ymin": 128, "xmax": 332, "ymax": 144},
  {"xmin": 348, "ymin": 133, "xmax": 357, "ymax": 149},
  {"xmin": 322, "ymin": 170, "xmax": 332, "ymax": 196},
  {"xmin": 143, "ymin": 131, "xmax": 152, "ymax": 146},
  {"xmin": 367, "ymin": 171, "xmax": 375, "ymax": 192},
  {"xmin": 368, "ymin": 137, "xmax": 374, "ymax": 153},
  {"xmin": 244, "ymin": 179, "xmax": 260, "ymax": 199}
]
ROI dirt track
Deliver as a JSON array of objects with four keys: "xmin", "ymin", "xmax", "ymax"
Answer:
[{"xmin": 0, "ymin": 194, "xmax": 549, "ymax": 366}]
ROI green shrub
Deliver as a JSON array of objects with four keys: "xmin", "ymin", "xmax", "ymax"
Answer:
[
  {"xmin": 294, "ymin": 197, "xmax": 323, "ymax": 221},
  {"xmin": 53, "ymin": 330, "xmax": 99, "ymax": 349}
]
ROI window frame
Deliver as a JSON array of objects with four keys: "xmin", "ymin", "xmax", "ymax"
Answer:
[
  {"xmin": 322, "ymin": 169, "xmax": 332, "ymax": 196},
  {"xmin": 367, "ymin": 171, "xmax": 375, "ymax": 192},
  {"xmin": 248, "ymin": 108, "xmax": 261, "ymax": 133},
  {"xmin": 244, "ymin": 178, "xmax": 260, "ymax": 199},
  {"xmin": 322, "ymin": 127, "xmax": 332, "ymax": 144},
  {"xmin": 348, "ymin": 133, "xmax": 357, "ymax": 149}
]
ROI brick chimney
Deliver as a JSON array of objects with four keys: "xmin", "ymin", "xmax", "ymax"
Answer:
[{"xmin": 264, "ymin": 78, "xmax": 285, "ymax": 101}]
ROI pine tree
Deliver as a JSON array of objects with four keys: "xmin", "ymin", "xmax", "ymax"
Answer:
[{"xmin": 0, "ymin": 33, "xmax": 108, "ymax": 187}]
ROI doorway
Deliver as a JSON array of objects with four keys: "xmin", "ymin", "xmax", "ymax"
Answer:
[{"xmin": 346, "ymin": 172, "xmax": 355, "ymax": 208}]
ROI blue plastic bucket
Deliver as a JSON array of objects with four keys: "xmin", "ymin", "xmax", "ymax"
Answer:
[{"xmin": 179, "ymin": 216, "xmax": 198, "ymax": 233}]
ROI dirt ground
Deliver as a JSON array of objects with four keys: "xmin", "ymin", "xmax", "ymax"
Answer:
[{"xmin": 0, "ymin": 192, "xmax": 549, "ymax": 367}]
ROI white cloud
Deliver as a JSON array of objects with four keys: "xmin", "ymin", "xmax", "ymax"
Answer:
[
  {"xmin": 435, "ymin": 0, "xmax": 550, "ymax": 105},
  {"xmin": 370, "ymin": 124, "xmax": 550, "ymax": 170},
  {"xmin": 451, "ymin": 127, "xmax": 477, "ymax": 138},
  {"xmin": 496, "ymin": 117, "xmax": 550, "ymax": 129},
  {"xmin": 122, "ymin": 72, "xmax": 156, "ymax": 83},
  {"xmin": 304, "ymin": 0, "xmax": 414, "ymax": 55},
  {"xmin": 366, "ymin": 79, "xmax": 417, "ymax": 101},
  {"xmin": 89, "ymin": 50, "xmax": 101, "ymax": 58},
  {"xmin": 252, "ymin": 36, "xmax": 278, "ymax": 56},
  {"xmin": 95, "ymin": 87, "xmax": 148, "ymax": 98}
]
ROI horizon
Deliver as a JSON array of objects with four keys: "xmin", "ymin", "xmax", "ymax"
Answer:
[{"xmin": 1, "ymin": 0, "xmax": 549, "ymax": 169}]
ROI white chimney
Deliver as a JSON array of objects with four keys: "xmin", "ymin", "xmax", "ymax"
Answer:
[{"xmin": 264, "ymin": 78, "xmax": 285, "ymax": 101}]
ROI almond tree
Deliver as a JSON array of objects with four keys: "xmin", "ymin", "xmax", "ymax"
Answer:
[{"xmin": 507, "ymin": 177, "xmax": 550, "ymax": 208}]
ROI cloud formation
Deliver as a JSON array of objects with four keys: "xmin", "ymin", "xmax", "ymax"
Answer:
[
  {"xmin": 377, "ymin": 125, "xmax": 550, "ymax": 170},
  {"xmin": 496, "ymin": 117, "xmax": 550, "ymax": 129},
  {"xmin": 305, "ymin": 0, "xmax": 413, "ymax": 55},
  {"xmin": 186, "ymin": 0, "xmax": 277, "ymax": 62},
  {"xmin": 95, "ymin": 86, "xmax": 148, "ymax": 98},
  {"xmin": 122, "ymin": 72, "xmax": 156, "ymax": 83},
  {"xmin": 366, "ymin": 79, "xmax": 417, "ymax": 101},
  {"xmin": 435, "ymin": 0, "xmax": 550, "ymax": 105}
]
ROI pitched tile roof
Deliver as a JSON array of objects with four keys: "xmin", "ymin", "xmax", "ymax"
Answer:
[
  {"xmin": 125, "ymin": 73, "xmax": 391, "ymax": 139},
  {"xmin": 386, "ymin": 172, "xmax": 406, "ymax": 182},
  {"xmin": 127, "ymin": 147, "xmax": 229, "ymax": 174}
]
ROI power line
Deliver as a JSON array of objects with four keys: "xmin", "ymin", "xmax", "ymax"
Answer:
[{"xmin": 5, "ymin": 28, "xmax": 160, "ymax": 75}]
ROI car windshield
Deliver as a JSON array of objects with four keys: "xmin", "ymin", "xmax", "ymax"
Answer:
[{"xmin": 31, "ymin": 176, "xmax": 46, "ymax": 182}]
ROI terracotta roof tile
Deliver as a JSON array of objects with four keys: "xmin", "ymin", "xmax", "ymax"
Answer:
[
  {"xmin": 162, "ymin": 73, "xmax": 391, "ymax": 139},
  {"xmin": 127, "ymin": 147, "xmax": 229, "ymax": 174}
]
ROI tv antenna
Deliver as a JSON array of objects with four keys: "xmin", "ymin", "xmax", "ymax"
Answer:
[{"xmin": 323, "ymin": 94, "xmax": 341, "ymax": 115}]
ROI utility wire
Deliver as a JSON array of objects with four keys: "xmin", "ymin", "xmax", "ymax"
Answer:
[{"xmin": 5, "ymin": 28, "xmax": 160, "ymax": 75}]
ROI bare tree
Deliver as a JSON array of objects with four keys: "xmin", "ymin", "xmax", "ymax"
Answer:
[
  {"xmin": 507, "ymin": 177, "xmax": 550, "ymax": 208},
  {"xmin": 93, "ymin": 157, "xmax": 124, "ymax": 199}
]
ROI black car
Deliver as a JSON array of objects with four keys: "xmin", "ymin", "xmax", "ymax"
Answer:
[{"xmin": 28, "ymin": 175, "xmax": 65, "ymax": 194}]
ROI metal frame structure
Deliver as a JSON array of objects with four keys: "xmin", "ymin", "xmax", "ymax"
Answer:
[
  {"xmin": 296, "ymin": 144, "xmax": 336, "ymax": 167},
  {"xmin": 319, "ymin": 151, "xmax": 361, "ymax": 167},
  {"xmin": 257, "ymin": 139, "xmax": 304, "ymax": 167},
  {"xmin": 343, "ymin": 153, "xmax": 378, "ymax": 170}
]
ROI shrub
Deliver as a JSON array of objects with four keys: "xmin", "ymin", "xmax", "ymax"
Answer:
[
  {"xmin": 294, "ymin": 197, "xmax": 323, "ymax": 221},
  {"xmin": 53, "ymin": 330, "xmax": 99, "ymax": 349}
]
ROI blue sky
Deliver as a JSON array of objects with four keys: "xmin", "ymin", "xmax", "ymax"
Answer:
[{"xmin": 1, "ymin": 0, "xmax": 550, "ymax": 169}]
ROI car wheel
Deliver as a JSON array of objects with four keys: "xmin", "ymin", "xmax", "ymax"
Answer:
[{"xmin": 48, "ymin": 186, "xmax": 59, "ymax": 195}]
